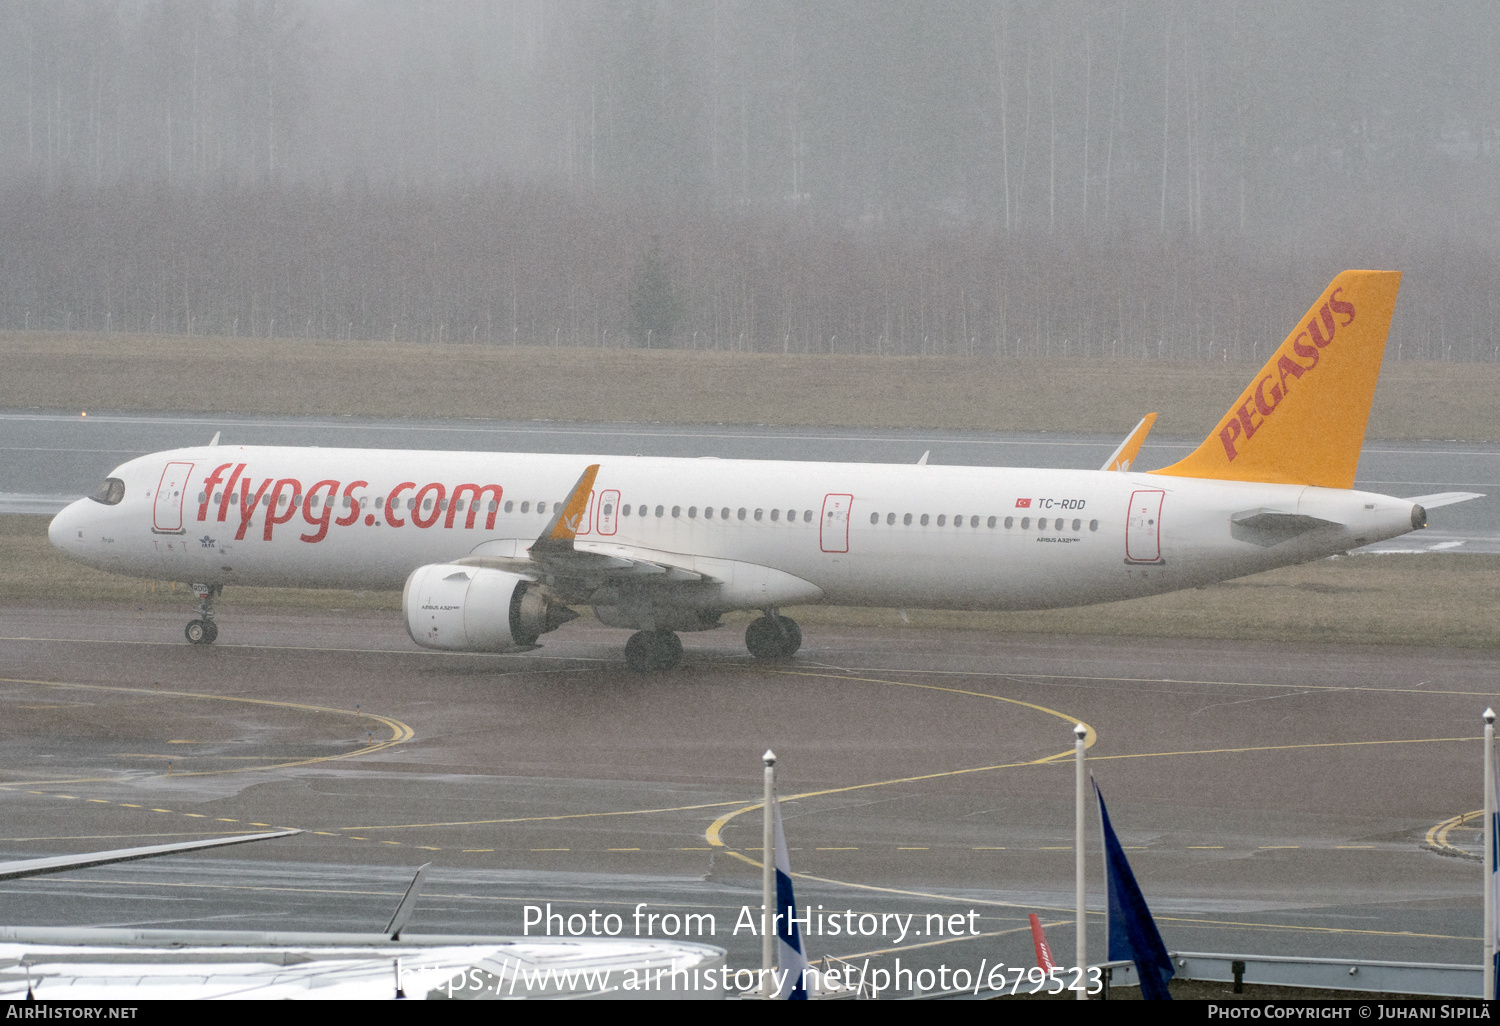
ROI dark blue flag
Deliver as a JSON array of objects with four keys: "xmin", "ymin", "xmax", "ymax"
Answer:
[{"xmin": 1095, "ymin": 780, "xmax": 1175, "ymax": 1001}]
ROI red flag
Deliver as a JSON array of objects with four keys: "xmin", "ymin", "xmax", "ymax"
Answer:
[{"xmin": 1029, "ymin": 913, "xmax": 1057, "ymax": 971}]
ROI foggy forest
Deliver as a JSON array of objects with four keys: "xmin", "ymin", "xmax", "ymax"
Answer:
[{"xmin": 3, "ymin": 0, "xmax": 1499, "ymax": 362}]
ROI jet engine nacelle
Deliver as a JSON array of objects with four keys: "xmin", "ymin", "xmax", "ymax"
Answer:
[{"xmin": 403, "ymin": 564, "xmax": 576, "ymax": 652}]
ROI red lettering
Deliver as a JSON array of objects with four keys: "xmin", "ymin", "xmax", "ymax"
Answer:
[
  {"xmin": 234, "ymin": 477, "xmax": 272, "ymax": 541},
  {"xmin": 300, "ymin": 479, "xmax": 340, "ymax": 543},
  {"xmin": 197, "ymin": 464, "xmax": 232, "ymax": 522},
  {"xmin": 1307, "ymin": 304, "xmax": 1336, "ymax": 348},
  {"xmin": 263, "ymin": 478, "xmax": 303, "ymax": 541},
  {"xmin": 216, "ymin": 464, "xmax": 245, "ymax": 523},
  {"xmin": 448, "ymin": 484, "xmax": 504, "ymax": 529},
  {"xmin": 1291, "ymin": 331, "xmax": 1320, "ymax": 368},
  {"xmin": 1328, "ymin": 287, "xmax": 1355, "ymax": 326},
  {"xmin": 1276, "ymin": 354, "xmax": 1306, "ymax": 397},
  {"xmin": 1253, "ymin": 376, "xmax": 1281, "ymax": 417},
  {"xmin": 1236, "ymin": 400, "xmax": 1263, "ymax": 441},
  {"xmin": 411, "ymin": 482, "xmax": 446, "ymax": 529},
  {"xmin": 1218, "ymin": 419, "xmax": 1243, "ymax": 461},
  {"xmin": 334, "ymin": 481, "xmax": 368, "ymax": 527},
  {"xmin": 386, "ymin": 482, "xmax": 415, "ymax": 528}
]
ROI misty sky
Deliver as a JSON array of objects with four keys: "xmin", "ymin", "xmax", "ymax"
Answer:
[{"xmin": 1, "ymin": 1, "xmax": 1497, "ymax": 357}]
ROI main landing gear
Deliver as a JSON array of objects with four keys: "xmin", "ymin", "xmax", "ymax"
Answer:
[
  {"xmin": 625, "ymin": 629, "xmax": 684, "ymax": 672},
  {"xmin": 745, "ymin": 612, "xmax": 801, "ymax": 661},
  {"xmin": 185, "ymin": 584, "xmax": 220, "ymax": 646}
]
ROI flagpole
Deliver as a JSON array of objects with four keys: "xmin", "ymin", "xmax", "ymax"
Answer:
[
  {"xmin": 762, "ymin": 749, "xmax": 777, "ymax": 999},
  {"xmin": 1484, "ymin": 710, "xmax": 1495, "ymax": 1001},
  {"xmin": 1074, "ymin": 722, "xmax": 1088, "ymax": 999}
]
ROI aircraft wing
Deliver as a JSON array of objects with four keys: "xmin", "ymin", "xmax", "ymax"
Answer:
[
  {"xmin": 457, "ymin": 466, "xmax": 717, "ymax": 584},
  {"xmin": 1101, "ymin": 413, "xmax": 1158, "ymax": 471}
]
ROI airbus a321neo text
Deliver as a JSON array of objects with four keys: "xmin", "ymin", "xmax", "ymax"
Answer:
[{"xmin": 49, "ymin": 271, "xmax": 1480, "ymax": 671}]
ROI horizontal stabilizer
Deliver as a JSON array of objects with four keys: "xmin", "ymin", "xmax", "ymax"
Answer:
[
  {"xmin": 1404, "ymin": 492, "xmax": 1485, "ymax": 509},
  {"xmin": 1230, "ymin": 509, "xmax": 1342, "ymax": 533}
]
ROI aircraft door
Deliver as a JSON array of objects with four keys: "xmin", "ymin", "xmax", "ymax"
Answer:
[
  {"xmin": 1125, "ymin": 489, "xmax": 1165, "ymax": 563},
  {"xmin": 153, "ymin": 462, "xmax": 193, "ymax": 534},
  {"xmin": 820, "ymin": 493, "xmax": 852, "ymax": 553},
  {"xmin": 597, "ymin": 489, "xmax": 620, "ymax": 536}
]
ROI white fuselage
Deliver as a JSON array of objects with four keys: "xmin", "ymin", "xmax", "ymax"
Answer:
[{"xmin": 48, "ymin": 445, "xmax": 1421, "ymax": 616}]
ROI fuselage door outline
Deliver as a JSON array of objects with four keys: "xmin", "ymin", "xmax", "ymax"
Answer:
[
  {"xmin": 153, "ymin": 462, "xmax": 194, "ymax": 535},
  {"xmin": 597, "ymin": 489, "xmax": 620, "ymax": 536},
  {"xmin": 820, "ymin": 493, "xmax": 853, "ymax": 553},
  {"xmin": 1125, "ymin": 488, "xmax": 1165, "ymax": 563}
]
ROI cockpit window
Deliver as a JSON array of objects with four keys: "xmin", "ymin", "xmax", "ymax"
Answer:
[{"xmin": 89, "ymin": 477, "xmax": 125, "ymax": 506}]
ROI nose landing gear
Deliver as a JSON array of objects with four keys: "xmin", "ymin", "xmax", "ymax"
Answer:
[
  {"xmin": 624, "ymin": 629, "xmax": 683, "ymax": 672},
  {"xmin": 185, "ymin": 584, "xmax": 221, "ymax": 645}
]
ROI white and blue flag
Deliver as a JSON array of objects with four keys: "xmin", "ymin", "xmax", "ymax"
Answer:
[
  {"xmin": 772, "ymin": 796, "xmax": 809, "ymax": 1000},
  {"xmin": 1492, "ymin": 807, "xmax": 1500, "ymax": 998}
]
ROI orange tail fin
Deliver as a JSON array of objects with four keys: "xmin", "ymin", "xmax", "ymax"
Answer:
[{"xmin": 1150, "ymin": 270, "xmax": 1401, "ymax": 489}]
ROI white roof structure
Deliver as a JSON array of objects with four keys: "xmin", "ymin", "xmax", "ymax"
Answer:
[{"xmin": 0, "ymin": 928, "xmax": 727, "ymax": 1000}]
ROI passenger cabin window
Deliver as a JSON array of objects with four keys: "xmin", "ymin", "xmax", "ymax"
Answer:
[
  {"xmin": 672, "ymin": 506, "xmax": 681, "ymax": 518},
  {"xmin": 887, "ymin": 513, "xmax": 896, "ymax": 525},
  {"xmin": 688, "ymin": 506, "xmax": 698, "ymax": 518},
  {"xmin": 655, "ymin": 505, "xmax": 665, "ymax": 517},
  {"xmin": 89, "ymin": 477, "xmax": 125, "ymax": 505},
  {"xmin": 920, "ymin": 514, "xmax": 930, "ymax": 526},
  {"xmin": 754, "ymin": 509, "xmax": 763, "ymax": 521},
  {"xmin": 904, "ymin": 513, "xmax": 912, "ymax": 526},
  {"xmin": 537, "ymin": 502, "xmax": 548, "ymax": 514},
  {"xmin": 803, "ymin": 510, "xmax": 813, "ymax": 523},
  {"xmin": 739, "ymin": 508, "xmax": 747, "ymax": 521},
  {"xmin": 603, "ymin": 503, "xmax": 614, "ymax": 516},
  {"xmin": 870, "ymin": 512, "xmax": 879, "ymax": 525},
  {"xmin": 722, "ymin": 507, "xmax": 731, "ymax": 520},
  {"xmin": 1089, "ymin": 519, "xmax": 1099, "ymax": 532},
  {"xmin": 987, "ymin": 516, "xmax": 997, "ymax": 528},
  {"xmin": 1004, "ymin": 516, "xmax": 1014, "ymax": 528},
  {"xmin": 621, "ymin": 504, "xmax": 631, "ymax": 516},
  {"xmin": 937, "ymin": 515, "xmax": 946, "ymax": 527},
  {"xmin": 1021, "ymin": 517, "xmax": 1031, "ymax": 529},
  {"xmin": 771, "ymin": 509, "xmax": 780, "ymax": 522},
  {"xmin": 504, "ymin": 500, "xmax": 514, "ymax": 513}
]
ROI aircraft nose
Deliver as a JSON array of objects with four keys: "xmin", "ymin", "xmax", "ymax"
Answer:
[{"xmin": 48, "ymin": 499, "xmax": 86, "ymax": 550}]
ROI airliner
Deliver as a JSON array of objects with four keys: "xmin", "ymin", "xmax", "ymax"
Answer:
[{"xmin": 47, "ymin": 271, "xmax": 1480, "ymax": 671}]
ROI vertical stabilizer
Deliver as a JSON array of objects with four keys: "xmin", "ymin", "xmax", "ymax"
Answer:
[{"xmin": 1150, "ymin": 270, "xmax": 1401, "ymax": 489}]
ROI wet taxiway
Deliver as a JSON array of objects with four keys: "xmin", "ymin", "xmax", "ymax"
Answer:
[{"xmin": 0, "ymin": 604, "xmax": 1492, "ymax": 986}]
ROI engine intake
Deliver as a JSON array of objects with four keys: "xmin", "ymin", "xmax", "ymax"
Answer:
[{"xmin": 403, "ymin": 563, "xmax": 576, "ymax": 652}]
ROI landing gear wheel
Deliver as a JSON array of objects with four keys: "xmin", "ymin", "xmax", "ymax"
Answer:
[
  {"xmin": 745, "ymin": 615, "xmax": 801, "ymax": 660},
  {"xmin": 187, "ymin": 584, "xmax": 221, "ymax": 646},
  {"xmin": 624, "ymin": 629, "xmax": 684, "ymax": 672}
]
